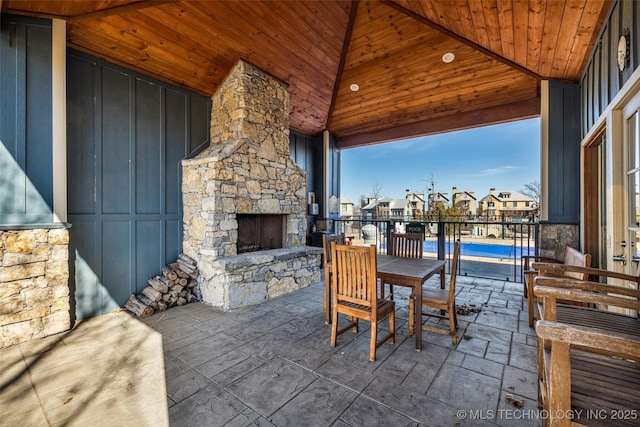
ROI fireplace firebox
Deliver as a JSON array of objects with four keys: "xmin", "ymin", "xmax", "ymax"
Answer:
[{"xmin": 237, "ymin": 214, "xmax": 285, "ymax": 253}]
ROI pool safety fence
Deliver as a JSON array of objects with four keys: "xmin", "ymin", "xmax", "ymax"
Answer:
[{"xmin": 327, "ymin": 218, "xmax": 538, "ymax": 283}]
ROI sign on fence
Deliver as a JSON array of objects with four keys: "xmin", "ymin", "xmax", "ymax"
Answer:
[{"xmin": 406, "ymin": 222, "xmax": 425, "ymax": 235}]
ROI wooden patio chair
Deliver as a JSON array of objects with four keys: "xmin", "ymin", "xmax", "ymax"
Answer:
[
  {"xmin": 322, "ymin": 233, "xmax": 345, "ymax": 324},
  {"xmin": 523, "ymin": 246, "xmax": 591, "ymax": 327},
  {"xmin": 534, "ymin": 276, "xmax": 640, "ymax": 426},
  {"xmin": 383, "ymin": 232, "xmax": 424, "ymax": 299},
  {"xmin": 330, "ymin": 243, "xmax": 395, "ymax": 361},
  {"xmin": 409, "ymin": 240, "xmax": 460, "ymax": 344}
]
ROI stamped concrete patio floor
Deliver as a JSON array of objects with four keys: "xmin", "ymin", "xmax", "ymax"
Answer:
[{"xmin": 1, "ymin": 274, "xmax": 541, "ymax": 427}]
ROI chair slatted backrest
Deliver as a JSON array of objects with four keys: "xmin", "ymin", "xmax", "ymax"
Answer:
[
  {"xmin": 390, "ymin": 233, "xmax": 423, "ymax": 259},
  {"xmin": 562, "ymin": 246, "xmax": 591, "ymax": 280},
  {"xmin": 322, "ymin": 233, "xmax": 346, "ymax": 267},
  {"xmin": 331, "ymin": 243, "xmax": 377, "ymax": 308}
]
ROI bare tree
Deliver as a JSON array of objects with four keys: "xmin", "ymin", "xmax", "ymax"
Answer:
[
  {"xmin": 521, "ymin": 181, "xmax": 540, "ymax": 203},
  {"xmin": 428, "ymin": 173, "xmax": 437, "ymax": 194},
  {"xmin": 371, "ymin": 181, "xmax": 382, "ymax": 218},
  {"xmin": 425, "ymin": 173, "xmax": 437, "ymax": 212},
  {"xmin": 521, "ymin": 181, "xmax": 541, "ymax": 219},
  {"xmin": 371, "ymin": 181, "xmax": 382, "ymax": 200}
]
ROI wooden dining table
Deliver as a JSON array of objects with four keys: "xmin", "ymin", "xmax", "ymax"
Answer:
[{"xmin": 377, "ymin": 255, "xmax": 446, "ymax": 352}]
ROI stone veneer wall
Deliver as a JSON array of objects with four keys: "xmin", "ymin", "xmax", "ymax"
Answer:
[
  {"xmin": 538, "ymin": 223, "xmax": 580, "ymax": 259},
  {"xmin": 182, "ymin": 60, "xmax": 320, "ymax": 309},
  {"xmin": 0, "ymin": 228, "xmax": 70, "ymax": 348},
  {"xmin": 208, "ymin": 247, "xmax": 321, "ymax": 309}
]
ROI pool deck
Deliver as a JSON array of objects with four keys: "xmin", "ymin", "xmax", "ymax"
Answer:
[{"xmin": 1, "ymin": 272, "xmax": 540, "ymax": 426}]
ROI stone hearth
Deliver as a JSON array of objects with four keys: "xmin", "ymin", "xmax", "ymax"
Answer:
[{"xmin": 182, "ymin": 60, "xmax": 321, "ymax": 310}]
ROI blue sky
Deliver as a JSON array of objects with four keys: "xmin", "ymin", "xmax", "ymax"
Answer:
[{"xmin": 340, "ymin": 118, "xmax": 541, "ymax": 206}]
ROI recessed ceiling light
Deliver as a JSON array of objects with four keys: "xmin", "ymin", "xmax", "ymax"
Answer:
[
  {"xmin": 442, "ymin": 52, "xmax": 455, "ymax": 63},
  {"xmin": 349, "ymin": 83, "xmax": 360, "ymax": 92}
]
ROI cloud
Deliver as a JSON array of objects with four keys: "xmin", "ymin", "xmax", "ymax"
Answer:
[{"xmin": 476, "ymin": 165, "xmax": 519, "ymax": 176}]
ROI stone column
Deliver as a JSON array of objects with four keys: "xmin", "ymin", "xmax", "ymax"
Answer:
[{"xmin": 0, "ymin": 227, "xmax": 71, "ymax": 348}]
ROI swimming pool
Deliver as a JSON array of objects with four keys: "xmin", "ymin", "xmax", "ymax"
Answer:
[{"xmin": 383, "ymin": 240, "xmax": 535, "ymax": 260}]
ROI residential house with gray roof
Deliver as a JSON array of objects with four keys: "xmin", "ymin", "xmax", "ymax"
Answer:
[{"xmin": 477, "ymin": 188, "xmax": 535, "ymax": 221}]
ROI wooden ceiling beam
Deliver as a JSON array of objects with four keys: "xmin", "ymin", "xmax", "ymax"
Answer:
[
  {"xmin": 68, "ymin": 1, "xmax": 173, "ymax": 22},
  {"xmin": 384, "ymin": 0, "xmax": 541, "ymax": 82},
  {"xmin": 326, "ymin": 0, "xmax": 359, "ymax": 130},
  {"xmin": 1, "ymin": 7, "xmax": 69, "ymax": 20},
  {"xmin": 335, "ymin": 97, "xmax": 541, "ymax": 149}
]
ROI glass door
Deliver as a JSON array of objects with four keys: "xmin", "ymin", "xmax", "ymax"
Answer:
[{"xmin": 626, "ymin": 109, "xmax": 640, "ymax": 274}]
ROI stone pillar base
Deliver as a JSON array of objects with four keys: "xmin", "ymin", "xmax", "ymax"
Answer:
[
  {"xmin": 0, "ymin": 227, "xmax": 71, "ymax": 348},
  {"xmin": 538, "ymin": 222, "xmax": 579, "ymax": 259}
]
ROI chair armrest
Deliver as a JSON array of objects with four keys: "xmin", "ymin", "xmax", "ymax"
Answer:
[
  {"xmin": 522, "ymin": 255, "xmax": 560, "ymax": 262},
  {"xmin": 534, "ymin": 285, "xmax": 640, "ymax": 311},
  {"xmin": 530, "ymin": 261, "xmax": 566, "ymax": 272},
  {"xmin": 532, "ymin": 263, "xmax": 640, "ymax": 285},
  {"xmin": 536, "ymin": 320, "xmax": 640, "ymax": 361},
  {"xmin": 536, "ymin": 319, "xmax": 640, "ymax": 427},
  {"xmin": 534, "ymin": 276, "xmax": 640, "ymax": 299},
  {"xmin": 522, "ymin": 256, "xmax": 560, "ymax": 270}
]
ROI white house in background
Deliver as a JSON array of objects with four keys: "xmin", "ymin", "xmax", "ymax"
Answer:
[
  {"xmin": 427, "ymin": 189, "xmax": 449, "ymax": 210},
  {"xmin": 361, "ymin": 196, "xmax": 411, "ymax": 219},
  {"xmin": 405, "ymin": 189, "xmax": 425, "ymax": 218},
  {"xmin": 477, "ymin": 188, "xmax": 535, "ymax": 220},
  {"xmin": 389, "ymin": 199, "xmax": 410, "ymax": 218},
  {"xmin": 451, "ymin": 187, "xmax": 477, "ymax": 218},
  {"xmin": 339, "ymin": 197, "xmax": 354, "ymax": 218}
]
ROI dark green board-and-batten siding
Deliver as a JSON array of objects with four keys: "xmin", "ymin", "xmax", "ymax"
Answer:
[
  {"xmin": 3, "ymin": 14, "xmax": 324, "ymax": 320},
  {"xmin": 0, "ymin": 15, "xmax": 53, "ymax": 225},
  {"xmin": 581, "ymin": 0, "xmax": 640, "ymax": 136},
  {"xmin": 67, "ymin": 50, "xmax": 210, "ymax": 319}
]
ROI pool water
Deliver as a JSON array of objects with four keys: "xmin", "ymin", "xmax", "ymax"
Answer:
[{"xmin": 383, "ymin": 240, "xmax": 535, "ymax": 260}]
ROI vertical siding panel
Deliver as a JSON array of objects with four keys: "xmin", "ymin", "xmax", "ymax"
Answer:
[
  {"xmin": 563, "ymin": 87, "xmax": 581, "ymax": 218},
  {"xmin": 135, "ymin": 79, "xmax": 162, "ymax": 214},
  {"xmin": 289, "ymin": 131, "xmax": 323, "ymax": 224},
  {"xmin": 634, "ymin": 1, "xmax": 639, "ymax": 74},
  {"xmin": 0, "ymin": 15, "xmax": 53, "ymax": 223},
  {"xmin": 548, "ymin": 82, "xmax": 581, "ymax": 222},
  {"xmin": 0, "ymin": 19, "xmax": 22, "ymax": 217},
  {"xmin": 102, "ymin": 221, "xmax": 131, "ymax": 307},
  {"xmin": 600, "ymin": 27, "xmax": 609, "ymax": 110},
  {"xmin": 67, "ymin": 55, "xmax": 97, "ymax": 215},
  {"xmin": 101, "ymin": 68, "xmax": 131, "ymax": 214},
  {"xmin": 72, "ymin": 222, "xmax": 99, "ymax": 319},
  {"xmin": 189, "ymin": 97, "xmax": 209, "ymax": 155},
  {"xmin": 609, "ymin": 2, "xmax": 621, "ymax": 95},
  {"xmin": 587, "ymin": 62, "xmax": 597, "ymax": 127},
  {"xmin": 136, "ymin": 220, "xmax": 162, "ymax": 294},
  {"xmin": 593, "ymin": 45, "xmax": 601, "ymax": 122},
  {"xmin": 620, "ymin": 0, "xmax": 634, "ymax": 84},
  {"xmin": 581, "ymin": 75, "xmax": 588, "ymax": 136},
  {"xmin": 68, "ymin": 50, "xmax": 211, "ymax": 318},
  {"xmin": 295, "ymin": 137, "xmax": 307, "ymax": 170},
  {"xmin": 165, "ymin": 219, "xmax": 181, "ymax": 265},
  {"xmin": 165, "ymin": 89, "xmax": 186, "ymax": 215},
  {"xmin": 581, "ymin": 0, "xmax": 640, "ymax": 138},
  {"xmin": 24, "ymin": 23, "xmax": 52, "ymax": 214}
]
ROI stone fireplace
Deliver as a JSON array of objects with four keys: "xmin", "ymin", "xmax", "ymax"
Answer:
[{"xmin": 182, "ymin": 60, "xmax": 321, "ymax": 310}]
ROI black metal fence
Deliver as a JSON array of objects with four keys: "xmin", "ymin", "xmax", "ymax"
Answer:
[{"xmin": 315, "ymin": 217, "xmax": 538, "ymax": 283}]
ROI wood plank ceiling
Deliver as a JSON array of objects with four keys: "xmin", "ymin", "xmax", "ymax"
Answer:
[{"xmin": 2, "ymin": 0, "xmax": 611, "ymax": 148}]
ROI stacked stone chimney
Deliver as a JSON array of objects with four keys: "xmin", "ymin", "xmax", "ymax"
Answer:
[{"xmin": 181, "ymin": 60, "xmax": 320, "ymax": 309}]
